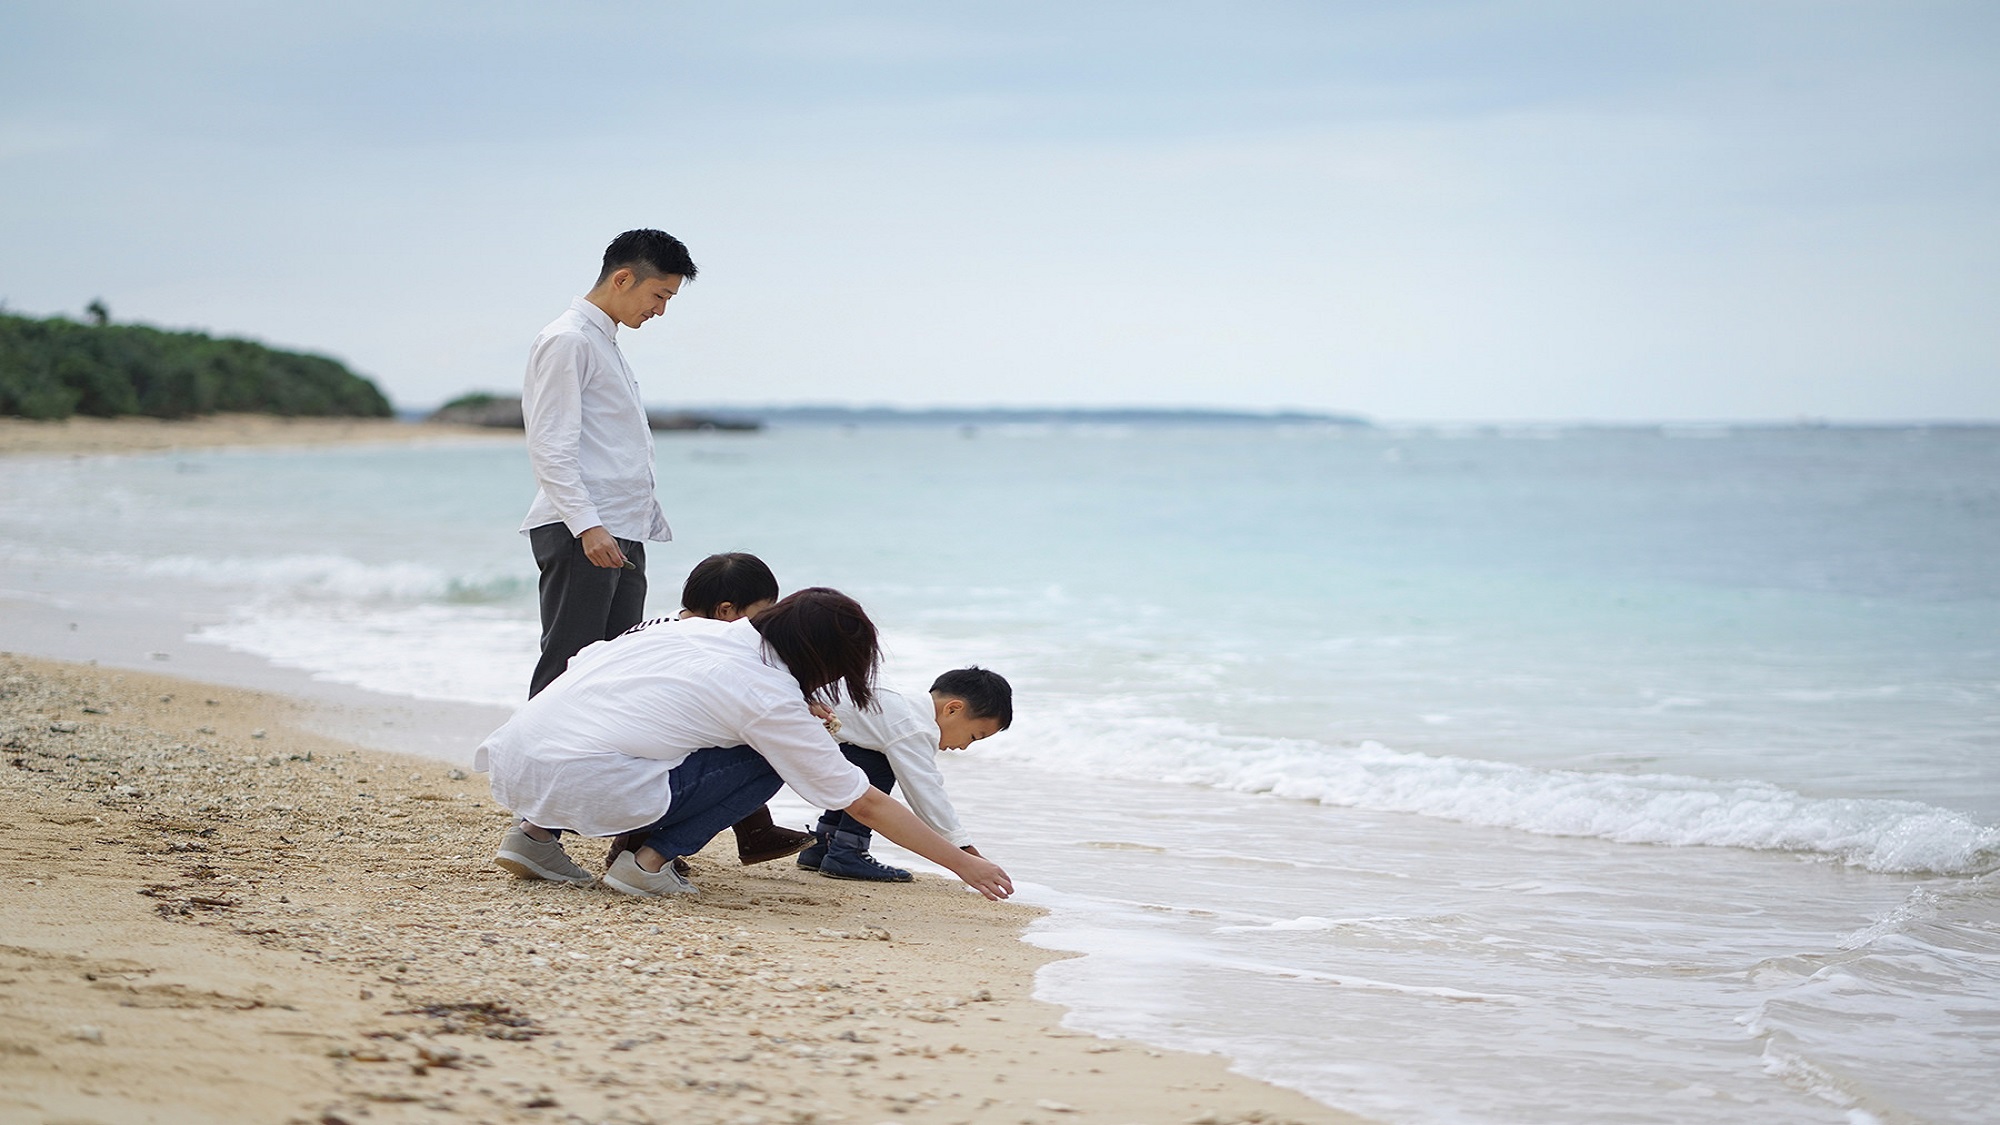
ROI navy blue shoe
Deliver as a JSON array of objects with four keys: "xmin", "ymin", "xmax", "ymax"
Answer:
[
  {"xmin": 795, "ymin": 827, "xmax": 830, "ymax": 871},
  {"xmin": 817, "ymin": 839, "xmax": 913, "ymax": 883}
]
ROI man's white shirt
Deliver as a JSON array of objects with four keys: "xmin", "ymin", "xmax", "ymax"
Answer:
[
  {"xmin": 519, "ymin": 296, "xmax": 672, "ymax": 541},
  {"xmin": 832, "ymin": 688, "xmax": 973, "ymax": 848}
]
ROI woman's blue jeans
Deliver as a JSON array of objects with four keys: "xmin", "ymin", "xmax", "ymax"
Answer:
[{"xmin": 637, "ymin": 745, "xmax": 783, "ymax": 860}]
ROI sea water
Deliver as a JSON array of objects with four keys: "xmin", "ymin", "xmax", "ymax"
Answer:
[{"xmin": 2, "ymin": 423, "xmax": 1996, "ymax": 1123}]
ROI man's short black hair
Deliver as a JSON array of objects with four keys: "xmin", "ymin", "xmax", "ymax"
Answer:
[
  {"xmin": 681, "ymin": 552, "xmax": 779, "ymax": 617},
  {"xmin": 930, "ymin": 667, "xmax": 1012, "ymax": 729},
  {"xmin": 597, "ymin": 229, "xmax": 697, "ymax": 285}
]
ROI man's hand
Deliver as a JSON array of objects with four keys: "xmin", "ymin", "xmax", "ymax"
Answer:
[{"xmin": 578, "ymin": 526, "xmax": 627, "ymax": 569}]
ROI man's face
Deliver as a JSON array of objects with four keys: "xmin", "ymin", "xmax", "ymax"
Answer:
[
  {"xmin": 933, "ymin": 696, "xmax": 1003, "ymax": 751},
  {"xmin": 606, "ymin": 270, "xmax": 683, "ymax": 329}
]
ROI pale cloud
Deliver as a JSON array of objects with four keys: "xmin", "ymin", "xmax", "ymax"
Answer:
[{"xmin": 1, "ymin": 2, "xmax": 1994, "ymax": 420}]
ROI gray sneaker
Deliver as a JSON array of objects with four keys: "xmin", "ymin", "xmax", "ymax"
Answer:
[
  {"xmin": 493, "ymin": 824, "xmax": 596, "ymax": 886},
  {"xmin": 603, "ymin": 851, "xmax": 698, "ymax": 897}
]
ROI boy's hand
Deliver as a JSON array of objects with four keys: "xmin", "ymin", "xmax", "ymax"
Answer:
[
  {"xmin": 840, "ymin": 788, "xmax": 1008, "ymax": 899},
  {"xmin": 954, "ymin": 854, "xmax": 1012, "ymax": 901}
]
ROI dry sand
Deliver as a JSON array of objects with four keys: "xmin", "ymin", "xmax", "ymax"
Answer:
[
  {"xmin": 0, "ymin": 654, "xmax": 1366, "ymax": 1125},
  {"xmin": 0, "ymin": 413, "xmax": 504, "ymax": 457}
]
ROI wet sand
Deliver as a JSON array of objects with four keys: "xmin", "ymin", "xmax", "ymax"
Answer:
[{"xmin": 0, "ymin": 413, "xmax": 506, "ymax": 457}]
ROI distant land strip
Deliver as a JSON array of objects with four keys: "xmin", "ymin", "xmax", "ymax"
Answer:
[
  {"xmin": 710, "ymin": 404, "xmax": 1370, "ymax": 428},
  {"xmin": 422, "ymin": 395, "xmax": 1367, "ymax": 431}
]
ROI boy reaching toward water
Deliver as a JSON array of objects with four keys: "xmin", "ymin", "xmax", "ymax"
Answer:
[{"xmin": 799, "ymin": 667, "xmax": 1012, "ymax": 882}]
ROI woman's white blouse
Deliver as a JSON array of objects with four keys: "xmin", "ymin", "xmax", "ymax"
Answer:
[{"xmin": 474, "ymin": 617, "xmax": 870, "ymax": 836}]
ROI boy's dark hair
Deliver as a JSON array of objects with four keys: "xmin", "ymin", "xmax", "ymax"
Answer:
[
  {"xmin": 751, "ymin": 588, "xmax": 879, "ymax": 711},
  {"xmin": 929, "ymin": 666, "xmax": 1013, "ymax": 729},
  {"xmin": 597, "ymin": 229, "xmax": 698, "ymax": 285},
  {"xmin": 681, "ymin": 552, "xmax": 779, "ymax": 617}
]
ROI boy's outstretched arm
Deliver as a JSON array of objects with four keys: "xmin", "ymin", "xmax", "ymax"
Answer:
[{"xmin": 842, "ymin": 788, "xmax": 1012, "ymax": 900}]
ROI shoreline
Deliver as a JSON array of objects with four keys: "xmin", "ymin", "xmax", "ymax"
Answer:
[
  {"xmin": 0, "ymin": 652, "xmax": 1366, "ymax": 1125},
  {"xmin": 0, "ymin": 413, "xmax": 512, "ymax": 458}
]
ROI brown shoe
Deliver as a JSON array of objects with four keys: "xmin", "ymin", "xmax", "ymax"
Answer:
[
  {"xmin": 730, "ymin": 805, "xmax": 816, "ymax": 865},
  {"xmin": 605, "ymin": 832, "xmax": 690, "ymax": 877}
]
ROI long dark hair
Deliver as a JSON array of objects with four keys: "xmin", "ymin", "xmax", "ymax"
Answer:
[{"xmin": 749, "ymin": 587, "xmax": 879, "ymax": 710}]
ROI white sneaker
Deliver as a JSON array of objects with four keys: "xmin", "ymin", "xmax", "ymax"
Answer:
[
  {"xmin": 493, "ymin": 824, "xmax": 596, "ymax": 886},
  {"xmin": 603, "ymin": 851, "xmax": 698, "ymax": 897}
]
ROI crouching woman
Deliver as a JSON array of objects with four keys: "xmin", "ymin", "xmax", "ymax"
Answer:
[{"xmin": 473, "ymin": 587, "xmax": 1013, "ymax": 900}]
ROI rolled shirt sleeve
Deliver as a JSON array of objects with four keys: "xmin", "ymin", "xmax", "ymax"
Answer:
[{"xmin": 740, "ymin": 703, "xmax": 873, "ymax": 812}]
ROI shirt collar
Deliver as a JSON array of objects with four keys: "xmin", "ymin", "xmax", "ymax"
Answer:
[
  {"xmin": 571, "ymin": 296, "xmax": 618, "ymax": 340},
  {"xmin": 914, "ymin": 693, "xmax": 942, "ymax": 742}
]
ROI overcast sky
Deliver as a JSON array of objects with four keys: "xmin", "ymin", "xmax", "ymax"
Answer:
[{"xmin": 3, "ymin": 2, "xmax": 1996, "ymax": 420}]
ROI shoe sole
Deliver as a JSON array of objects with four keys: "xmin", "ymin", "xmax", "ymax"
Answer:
[
  {"xmin": 739, "ymin": 836, "xmax": 815, "ymax": 865},
  {"xmin": 602, "ymin": 871, "xmax": 697, "ymax": 897},
  {"xmin": 817, "ymin": 868, "xmax": 913, "ymax": 883},
  {"xmin": 608, "ymin": 848, "xmax": 693, "ymax": 877},
  {"xmin": 494, "ymin": 851, "xmax": 596, "ymax": 886}
]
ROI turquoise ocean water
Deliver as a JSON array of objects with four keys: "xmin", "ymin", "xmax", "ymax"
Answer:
[{"xmin": 2, "ymin": 423, "xmax": 1995, "ymax": 1122}]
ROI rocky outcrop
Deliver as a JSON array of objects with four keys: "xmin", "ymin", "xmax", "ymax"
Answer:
[
  {"xmin": 427, "ymin": 394, "xmax": 524, "ymax": 428},
  {"xmin": 426, "ymin": 394, "xmax": 761, "ymax": 432}
]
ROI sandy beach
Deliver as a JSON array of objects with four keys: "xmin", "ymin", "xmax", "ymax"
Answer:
[
  {"xmin": 0, "ymin": 413, "xmax": 505, "ymax": 458},
  {"xmin": 0, "ymin": 648, "xmax": 1361, "ymax": 1125}
]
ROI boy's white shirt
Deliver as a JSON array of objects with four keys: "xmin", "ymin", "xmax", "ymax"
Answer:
[{"xmin": 832, "ymin": 688, "xmax": 973, "ymax": 848}]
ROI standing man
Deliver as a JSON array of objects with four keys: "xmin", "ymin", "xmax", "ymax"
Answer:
[{"xmin": 522, "ymin": 229, "xmax": 695, "ymax": 697}]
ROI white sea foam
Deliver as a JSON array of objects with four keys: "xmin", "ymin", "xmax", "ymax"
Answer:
[
  {"xmin": 1738, "ymin": 875, "xmax": 2000, "ymax": 1124},
  {"xmin": 141, "ymin": 553, "xmax": 524, "ymax": 603},
  {"xmin": 192, "ymin": 586, "xmax": 2000, "ymax": 875},
  {"xmin": 1213, "ymin": 916, "xmax": 1343, "ymax": 933},
  {"xmin": 180, "ymin": 574, "xmax": 2000, "ymax": 876},
  {"xmin": 988, "ymin": 713, "xmax": 2000, "ymax": 875},
  {"xmin": 192, "ymin": 604, "xmax": 537, "ymax": 707}
]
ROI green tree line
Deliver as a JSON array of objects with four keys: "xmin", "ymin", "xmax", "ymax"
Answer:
[{"xmin": 0, "ymin": 310, "xmax": 393, "ymax": 420}]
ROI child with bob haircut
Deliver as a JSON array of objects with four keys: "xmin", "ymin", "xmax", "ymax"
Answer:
[{"xmin": 799, "ymin": 666, "xmax": 1012, "ymax": 882}]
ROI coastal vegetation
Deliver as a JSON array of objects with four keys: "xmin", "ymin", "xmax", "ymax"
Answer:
[{"xmin": 0, "ymin": 308, "xmax": 392, "ymax": 420}]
